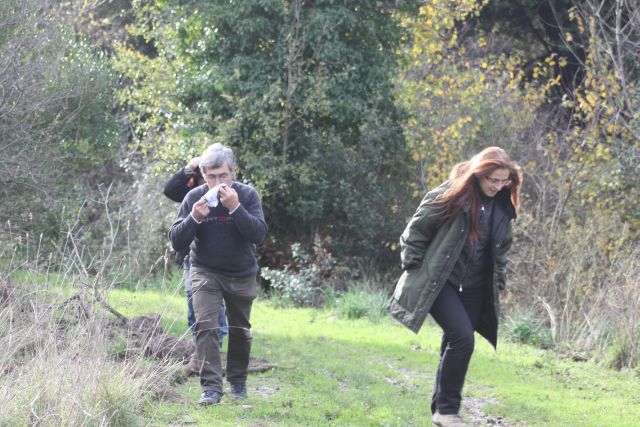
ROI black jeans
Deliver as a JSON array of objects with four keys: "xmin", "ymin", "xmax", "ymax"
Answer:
[{"xmin": 429, "ymin": 282, "xmax": 485, "ymax": 415}]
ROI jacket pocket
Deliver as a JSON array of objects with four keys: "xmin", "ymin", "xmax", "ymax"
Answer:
[{"xmin": 393, "ymin": 261, "xmax": 431, "ymax": 307}]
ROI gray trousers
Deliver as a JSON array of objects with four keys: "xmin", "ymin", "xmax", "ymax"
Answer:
[{"xmin": 190, "ymin": 264, "xmax": 257, "ymax": 393}]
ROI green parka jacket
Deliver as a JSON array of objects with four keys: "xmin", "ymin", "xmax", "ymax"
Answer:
[{"xmin": 388, "ymin": 182, "xmax": 516, "ymax": 348}]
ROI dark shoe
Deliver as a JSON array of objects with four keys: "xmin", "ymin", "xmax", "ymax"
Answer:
[
  {"xmin": 432, "ymin": 411, "xmax": 467, "ymax": 427},
  {"xmin": 228, "ymin": 382, "xmax": 247, "ymax": 399},
  {"xmin": 198, "ymin": 390, "xmax": 222, "ymax": 405}
]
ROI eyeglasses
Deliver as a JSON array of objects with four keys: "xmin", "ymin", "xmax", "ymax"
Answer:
[
  {"xmin": 205, "ymin": 173, "xmax": 231, "ymax": 182},
  {"xmin": 484, "ymin": 176, "xmax": 512, "ymax": 186}
]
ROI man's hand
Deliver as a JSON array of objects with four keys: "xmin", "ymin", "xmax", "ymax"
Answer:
[
  {"xmin": 187, "ymin": 157, "xmax": 201, "ymax": 169},
  {"xmin": 185, "ymin": 156, "xmax": 201, "ymax": 175},
  {"xmin": 219, "ymin": 185, "xmax": 239, "ymax": 212},
  {"xmin": 191, "ymin": 198, "xmax": 211, "ymax": 222}
]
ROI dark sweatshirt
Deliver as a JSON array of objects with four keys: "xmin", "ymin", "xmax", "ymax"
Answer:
[
  {"xmin": 447, "ymin": 192, "xmax": 495, "ymax": 290},
  {"xmin": 163, "ymin": 167, "xmax": 194, "ymax": 203},
  {"xmin": 163, "ymin": 167, "xmax": 202, "ymax": 265},
  {"xmin": 168, "ymin": 182, "xmax": 267, "ymax": 277}
]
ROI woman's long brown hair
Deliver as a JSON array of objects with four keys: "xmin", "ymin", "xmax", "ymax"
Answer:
[{"xmin": 434, "ymin": 146, "xmax": 523, "ymax": 243}]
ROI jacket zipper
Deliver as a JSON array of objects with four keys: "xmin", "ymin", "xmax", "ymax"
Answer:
[{"xmin": 460, "ymin": 214, "xmax": 508, "ymax": 293}]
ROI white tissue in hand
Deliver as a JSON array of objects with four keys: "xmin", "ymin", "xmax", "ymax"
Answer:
[{"xmin": 203, "ymin": 184, "xmax": 227, "ymax": 207}]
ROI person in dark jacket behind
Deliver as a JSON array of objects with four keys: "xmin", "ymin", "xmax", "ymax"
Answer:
[
  {"xmin": 163, "ymin": 156, "xmax": 228, "ymax": 372},
  {"xmin": 389, "ymin": 147, "xmax": 522, "ymax": 427},
  {"xmin": 168, "ymin": 143, "xmax": 267, "ymax": 405}
]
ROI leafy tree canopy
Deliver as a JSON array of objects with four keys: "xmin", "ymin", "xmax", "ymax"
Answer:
[{"xmin": 117, "ymin": 0, "xmax": 414, "ymax": 261}]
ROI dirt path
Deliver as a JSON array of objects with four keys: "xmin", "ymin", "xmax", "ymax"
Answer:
[{"xmin": 383, "ymin": 359, "xmax": 524, "ymax": 426}]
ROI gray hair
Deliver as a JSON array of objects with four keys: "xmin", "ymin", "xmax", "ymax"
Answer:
[{"xmin": 199, "ymin": 143, "xmax": 237, "ymax": 173}]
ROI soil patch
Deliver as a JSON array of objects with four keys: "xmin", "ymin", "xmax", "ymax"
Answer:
[
  {"xmin": 112, "ymin": 314, "xmax": 277, "ymax": 373},
  {"xmin": 384, "ymin": 358, "xmax": 522, "ymax": 426}
]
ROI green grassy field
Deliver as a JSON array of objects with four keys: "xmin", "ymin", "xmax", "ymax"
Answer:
[{"xmin": 108, "ymin": 288, "xmax": 640, "ymax": 427}]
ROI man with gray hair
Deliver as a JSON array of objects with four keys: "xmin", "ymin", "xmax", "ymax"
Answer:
[{"xmin": 168, "ymin": 143, "xmax": 267, "ymax": 405}]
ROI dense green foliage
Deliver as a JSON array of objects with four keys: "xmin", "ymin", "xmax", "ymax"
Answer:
[
  {"xmin": 116, "ymin": 0, "xmax": 414, "ymax": 261},
  {"xmin": 0, "ymin": 0, "xmax": 121, "ymax": 257}
]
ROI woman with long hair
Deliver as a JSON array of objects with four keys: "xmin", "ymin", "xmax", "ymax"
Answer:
[{"xmin": 389, "ymin": 147, "xmax": 523, "ymax": 427}]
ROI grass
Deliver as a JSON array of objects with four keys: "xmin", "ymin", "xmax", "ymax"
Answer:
[
  {"xmin": 333, "ymin": 282, "xmax": 389, "ymax": 322},
  {"xmin": 103, "ymin": 289, "xmax": 640, "ymax": 426},
  {"xmin": 4, "ymin": 269, "xmax": 639, "ymax": 426},
  {"xmin": 0, "ymin": 278, "xmax": 165, "ymax": 427}
]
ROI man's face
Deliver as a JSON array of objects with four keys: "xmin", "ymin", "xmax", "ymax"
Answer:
[
  {"xmin": 478, "ymin": 167, "xmax": 511, "ymax": 197},
  {"xmin": 203, "ymin": 162, "xmax": 233, "ymax": 189}
]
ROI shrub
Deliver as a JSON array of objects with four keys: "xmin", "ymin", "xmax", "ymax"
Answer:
[
  {"xmin": 0, "ymin": 271, "xmax": 181, "ymax": 425},
  {"xmin": 0, "ymin": 0, "xmax": 121, "ymax": 263},
  {"xmin": 505, "ymin": 312, "xmax": 554, "ymax": 349},
  {"xmin": 508, "ymin": 211, "xmax": 640, "ymax": 368},
  {"xmin": 260, "ymin": 266, "xmax": 318, "ymax": 308},
  {"xmin": 335, "ymin": 282, "xmax": 389, "ymax": 323},
  {"xmin": 260, "ymin": 243, "xmax": 324, "ymax": 307}
]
